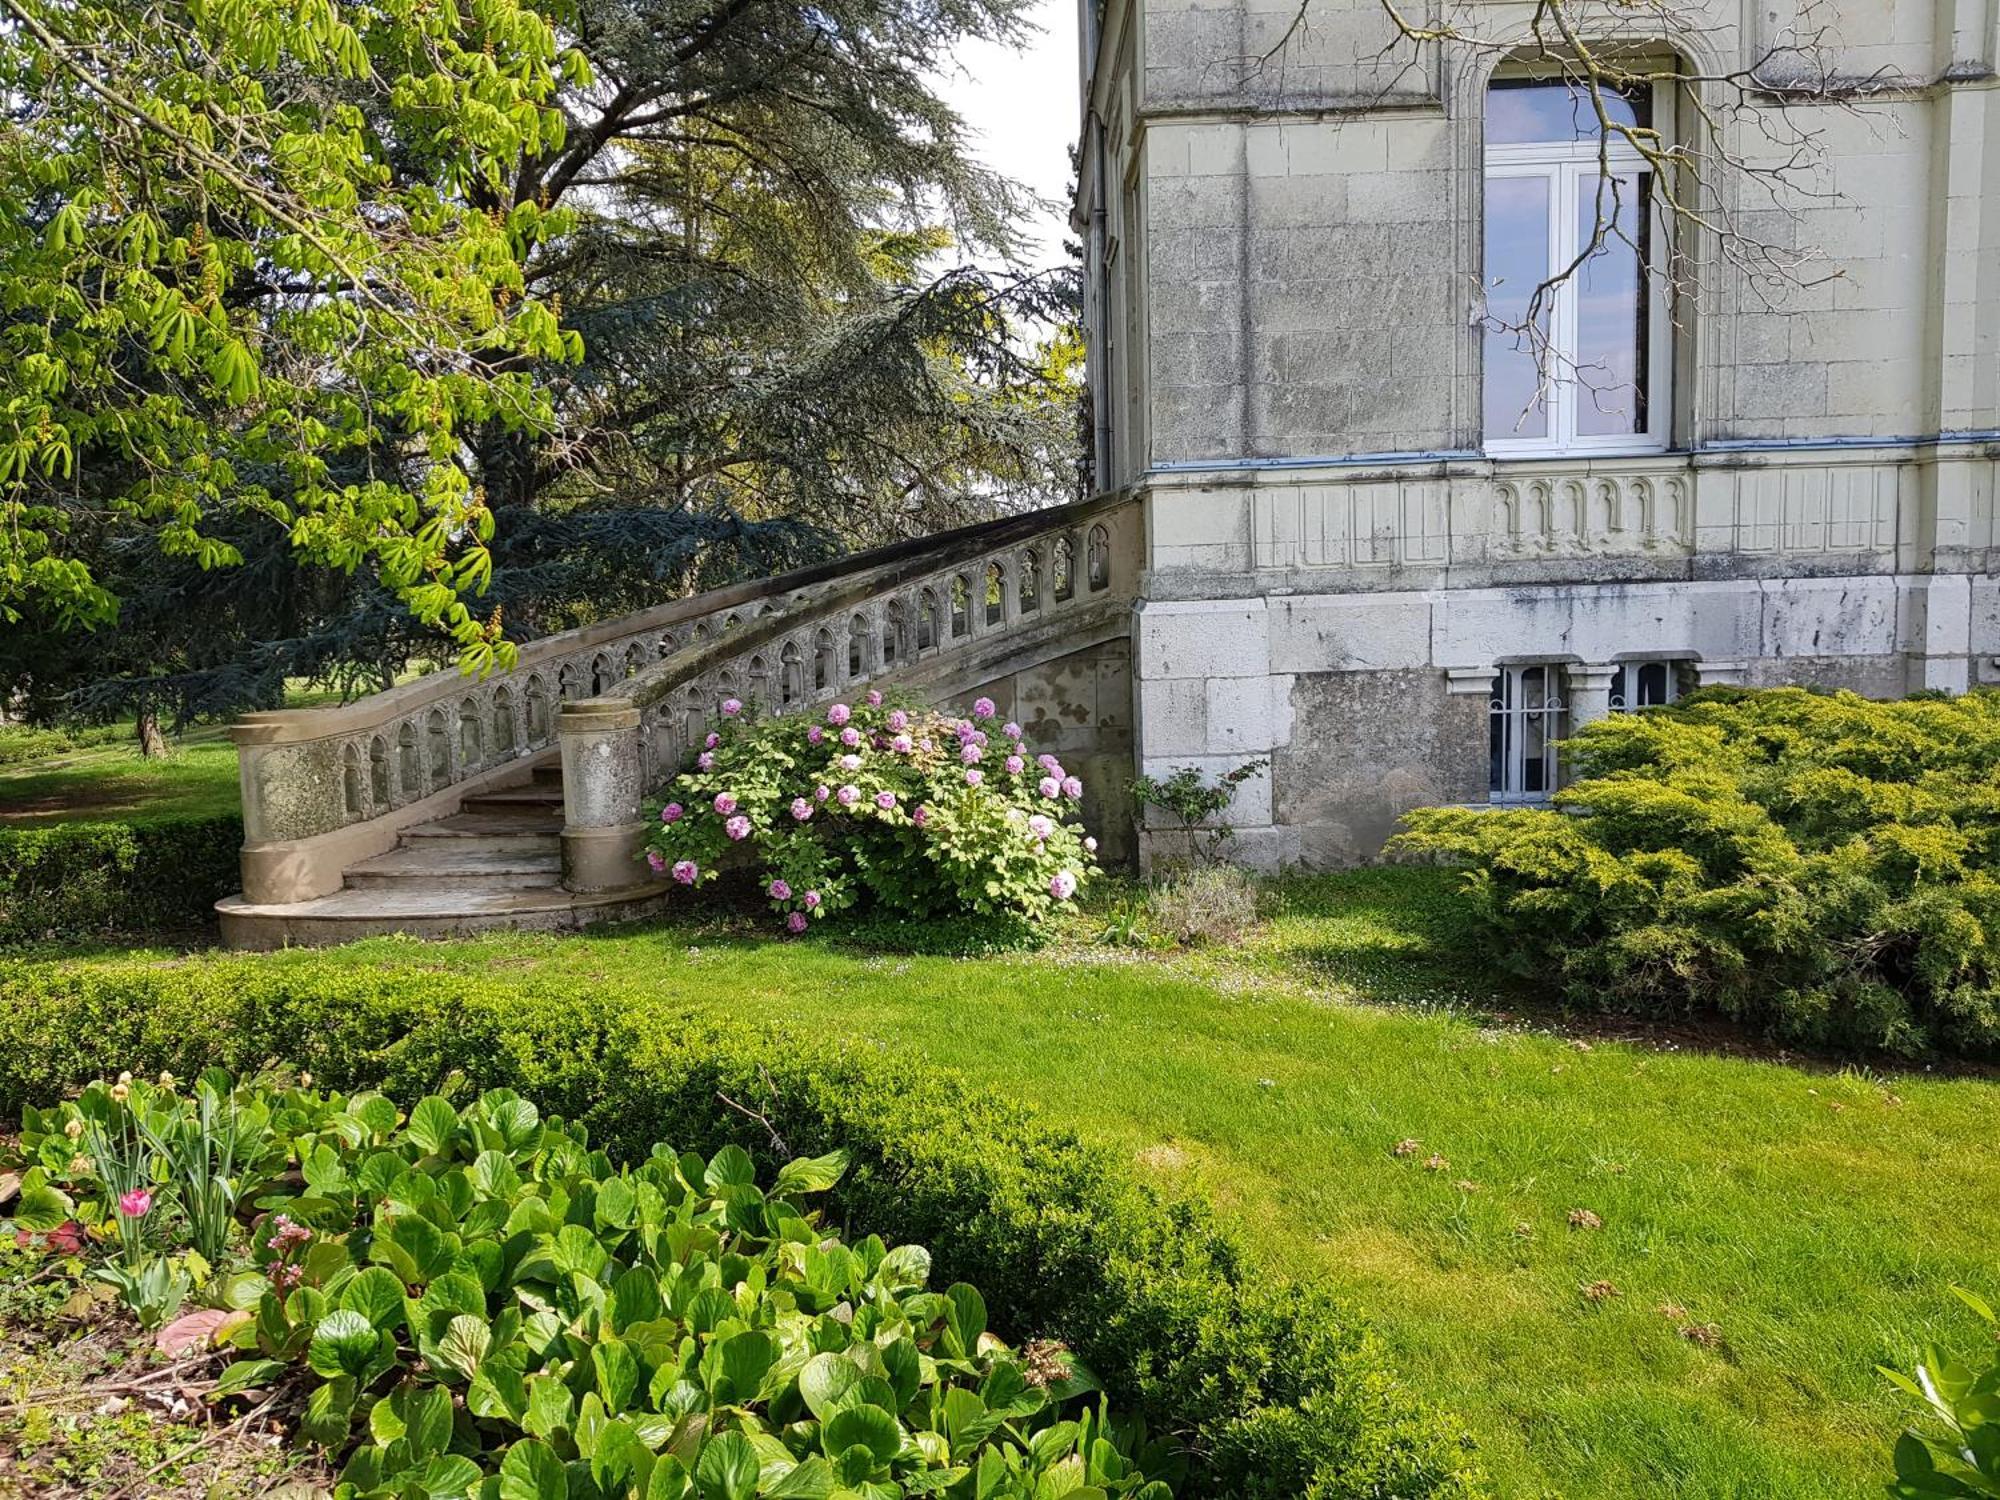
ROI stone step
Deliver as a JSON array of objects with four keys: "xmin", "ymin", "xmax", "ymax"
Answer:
[
  {"xmin": 459, "ymin": 786, "xmax": 564, "ymax": 817},
  {"xmin": 346, "ymin": 843, "xmax": 562, "ymax": 888},
  {"xmin": 217, "ymin": 883, "xmax": 668, "ymax": 950},
  {"xmin": 404, "ymin": 812, "xmax": 565, "ymax": 840},
  {"xmin": 531, "ymin": 763, "xmax": 564, "ymax": 788}
]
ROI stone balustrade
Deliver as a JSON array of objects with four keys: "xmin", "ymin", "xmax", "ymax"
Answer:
[
  {"xmin": 229, "ymin": 494, "xmax": 1140, "ymax": 905},
  {"xmin": 554, "ymin": 494, "xmax": 1142, "ymax": 893}
]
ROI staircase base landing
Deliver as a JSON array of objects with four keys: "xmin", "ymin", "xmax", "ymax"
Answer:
[{"xmin": 216, "ymin": 883, "xmax": 668, "ymax": 950}]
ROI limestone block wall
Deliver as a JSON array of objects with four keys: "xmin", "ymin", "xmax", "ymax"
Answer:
[{"xmin": 1134, "ymin": 566, "xmax": 2000, "ymax": 867}]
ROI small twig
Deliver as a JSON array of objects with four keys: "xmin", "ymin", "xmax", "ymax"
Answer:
[
  {"xmin": 715, "ymin": 1090, "xmax": 790, "ymax": 1158},
  {"xmin": 102, "ymin": 1390, "xmax": 279, "ymax": 1500}
]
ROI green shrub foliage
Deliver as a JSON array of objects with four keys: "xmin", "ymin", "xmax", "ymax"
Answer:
[
  {"xmin": 644, "ymin": 694, "xmax": 1098, "ymax": 934},
  {"xmin": 1392, "ymin": 687, "xmax": 2000, "ymax": 1054},
  {"xmin": 0, "ymin": 723, "xmax": 128, "ymax": 765},
  {"xmin": 8, "ymin": 1073, "xmax": 1175, "ymax": 1499},
  {"xmin": 0, "ymin": 815, "xmax": 241, "ymax": 945},
  {"xmin": 0, "ymin": 957, "xmax": 1487, "ymax": 1498}
]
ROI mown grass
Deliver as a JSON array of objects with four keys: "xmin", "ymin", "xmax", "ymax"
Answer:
[
  {"xmin": 63, "ymin": 866, "xmax": 1997, "ymax": 1499},
  {"xmin": 0, "ymin": 732, "xmax": 240, "ymax": 827}
]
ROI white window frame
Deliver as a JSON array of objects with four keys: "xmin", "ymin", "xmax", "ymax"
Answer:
[
  {"xmin": 1488, "ymin": 663, "xmax": 1568, "ymax": 804},
  {"xmin": 1483, "ymin": 85, "xmax": 1673, "ymax": 459}
]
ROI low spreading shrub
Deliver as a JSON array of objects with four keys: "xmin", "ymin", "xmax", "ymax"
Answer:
[
  {"xmin": 0, "ymin": 815, "xmax": 242, "ymax": 946},
  {"xmin": 644, "ymin": 692, "xmax": 1099, "ymax": 935},
  {"xmin": 7, "ymin": 1073, "xmax": 1175, "ymax": 1497},
  {"xmin": 0, "ymin": 957, "xmax": 1487, "ymax": 1499},
  {"xmin": 1145, "ymin": 866, "xmax": 1261, "ymax": 948},
  {"xmin": 1392, "ymin": 687, "xmax": 2000, "ymax": 1055}
]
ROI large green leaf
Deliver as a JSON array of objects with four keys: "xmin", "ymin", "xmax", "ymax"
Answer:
[
  {"xmin": 499, "ymin": 1438, "xmax": 568, "ymax": 1500},
  {"xmin": 716, "ymin": 1330, "xmax": 778, "ymax": 1405},
  {"xmin": 405, "ymin": 1096, "xmax": 460, "ymax": 1157},
  {"xmin": 308, "ymin": 1309, "xmax": 385, "ymax": 1380},
  {"xmin": 694, "ymin": 1430, "xmax": 759, "ymax": 1500},
  {"xmin": 823, "ymin": 1404, "xmax": 901, "ymax": 1466},
  {"xmin": 336, "ymin": 1265, "xmax": 408, "ymax": 1332},
  {"xmin": 799, "ymin": 1352, "xmax": 863, "ymax": 1421},
  {"xmin": 943, "ymin": 1284, "xmax": 987, "ymax": 1358},
  {"xmin": 435, "ymin": 1313, "xmax": 492, "ymax": 1381},
  {"xmin": 772, "ymin": 1150, "xmax": 849, "ymax": 1197},
  {"xmin": 703, "ymin": 1146, "xmax": 756, "ymax": 1193}
]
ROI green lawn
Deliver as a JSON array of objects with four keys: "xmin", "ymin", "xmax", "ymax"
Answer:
[
  {"xmin": 102, "ymin": 867, "xmax": 1995, "ymax": 1500},
  {"xmin": 0, "ymin": 732, "xmax": 240, "ymax": 827}
]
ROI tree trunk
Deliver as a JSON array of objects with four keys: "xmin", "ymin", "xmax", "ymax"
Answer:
[{"xmin": 136, "ymin": 709, "xmax": 168, "ymax": 759}]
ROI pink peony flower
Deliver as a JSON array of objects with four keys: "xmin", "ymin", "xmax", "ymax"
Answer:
[
  {"xmin": 1084, "ymin": 836, "xmax": 1098, "ymax": 853},
  {"xmin": 913, "ymin": 805, "xmax": 929, "ymax": 828},
  {"xmin": 725, "ymin": 815, "xmax": 752, "ymax": 841},
  {"xmin": 1049, "ymin": 870, "xmax": 1078, "ymax": 901},
  {"xmin": 791, "ymin": 797, "xmax": 813, "ymax": 821},
  {"xmin": 961, "ymin": 744, "xmax": 982, "ymax": 765},
  {"xmin": 713, "ymin": 792, "xmax": 737, "ymax": 815},
  {"xmin": 673, "ymin": 860, "xmax": 699, "ymax": 884},
  {"xmin": 769, "ymin": 878, "xmax": 792, "ymax": 900},
  {"xmin": 892, "ymin": 734, "xmax": 914, "ymax": 754},
  {"xmin": 840, "ymin": 753, "xmax": 862, "ymax": 771},
  {"xmin": 786, "ymin": 911, "xmax": 810, "ymax": 934},
  {"xmin": 836, "ymin": 784, "xmax": 861, "ymax": 806},
  {"xmin": 866, "ymin": 690, "xmax": 884, "ymax": 706},
  {"xmin": 1028, "ymin": 814, "xmax": 1052, "ymax": 840},
  {"xmin": 1005, "ymin": 755, "xmax": 1024, "ymax": 775},
  {"xmin": 1038, "ymin": 754, "xmax": 1061, "ymax": 773},
  {"xmin": 1038, "ymin": 776, "xmax": 1061, "ymax": 798},
  {"xmin": 1003, "ymin": 721, "xmax": 1022, "ymax": 740},
  {"xmin": 1062, "ymin": 776, "xmax": 1083, "ymax": 799},
  {"xmin": 697, "ymin": 752, "xmax": 715, "ymax": 771},
  {"xmin": 827, "ymin": 703, "xmax": 851, "ymax": 726},
  {"xmin": 803, "ymin": 890, "xmax": 822, "ymax": 909},
  {"xmin": 661, "ymin": 803, "xmax": 683, "ymax": 823},
  {"xmin": 646, "ymin": 850, "xmax": 666, "ymax": 873},
  {"xmin": 118, "ymin": 1188, "xmax": 153, "ymax": 1218},
  {"xmin": 721, "ymin": 698, "xmax": 743, "ymax": 717},
  {"xmin": 972, "ymin": 697, "xmax": 997, "ymax": 719},
  {"xmin": 888, "ymin": 709, "xmax": 909, "ymax": 731},
  {"xmin": 875, "ymin": 790, "xmax": 896, "ymax": 810},
  {"xmin": 808, "ymin": 725, "xmax": 824, "ymax": 746},
  {"xmin": 965, "ymin": 768, "xmax": 984, "ymax": 787},
  {"xmin": 815, "ymin": 784, "xmax": 830, "ymax": 801},
  {"xmin": 840, "ymin": 726, "xmax": 861, "ymax": 747},
  {"xmin": 706, "ymin": 732, "xmax": 721, "ymax": 749}
]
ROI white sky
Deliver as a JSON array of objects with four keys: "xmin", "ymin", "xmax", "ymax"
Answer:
[{"xmin": 936, "ymin": 0, "xmax": 1081, "ymax": 269}]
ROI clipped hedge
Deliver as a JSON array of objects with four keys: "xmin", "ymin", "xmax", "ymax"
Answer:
[
  {"xmin": 0, "ymin": 815, "xmax": 242, "ymax": 945},
  {"xmin": 0, "ymin": 956, "xmax": 1487, "ymax": 1499},
  {"xmin": 1394, "ymin": 687, "xmax": 2000, "ymax": 1056}
]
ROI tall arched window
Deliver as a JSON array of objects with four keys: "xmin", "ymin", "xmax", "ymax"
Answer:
[
  {"xmin": 1086, "ymin": 525, "xmax": 1111, "ymax": 591},
  {"xmin": 1052, "ymin": 534, "xmax": 1076, "ymax": 601},
  {"xmin": 1483, "ymin": 77, "xmax": 1670, "ymax": 455},
  {"xmin": 984, "ymin": 562, "xmax": 1006, "ymax": 627}
]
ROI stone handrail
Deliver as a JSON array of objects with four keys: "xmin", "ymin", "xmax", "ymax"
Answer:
[
  {"xmin": 228, "ymin": 492, "xmax": 1138, "ymax": 904},
  {"xmin": 553, "ymin": 492, "xmax": 1143, "ymax": 892}
]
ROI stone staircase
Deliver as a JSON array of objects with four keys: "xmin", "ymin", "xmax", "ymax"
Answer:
[
  {"xmin": 218, "ymin": 492, "xmax": 1141, "ymax": 948},
  {"xmin": 216, "ymin": 759, "xmax": 665, "ymax": 947}
]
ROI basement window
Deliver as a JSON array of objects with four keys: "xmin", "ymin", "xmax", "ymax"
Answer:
[{"xmin": 1489, "ymin": 663, "xmax": 1567, "ymax": 803}]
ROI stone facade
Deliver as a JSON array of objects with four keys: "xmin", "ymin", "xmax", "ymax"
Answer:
[{"xmin": 1075, "ymin": 0, "xmax": 2000, "ymax": 867}]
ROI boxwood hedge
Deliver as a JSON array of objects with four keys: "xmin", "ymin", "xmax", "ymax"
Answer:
[
  {"xmin": 0, "ymin": 955, "xmax": 1487, "ymax": 1499},
  {"xmin": 0, "ymin": 815, "xmax": 241, "ymax": 945}
]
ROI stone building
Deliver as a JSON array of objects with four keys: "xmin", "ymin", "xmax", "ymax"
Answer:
[{"xmin": 1073, "ymin": 0, "xmax": 2000, "ymax": 865}]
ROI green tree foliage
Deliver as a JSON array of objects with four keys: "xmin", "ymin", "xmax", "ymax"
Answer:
[
  {"xmin": 0, "ymin": 0, "xmax": 1081, "ymax": 729},
  {"xmin": 1392, "ymin": 688, "xmax": 2000, "ymax": 1056},
  {"xmin": 0, "ymin": 0, "xmax": 587, "ymax": 672}
]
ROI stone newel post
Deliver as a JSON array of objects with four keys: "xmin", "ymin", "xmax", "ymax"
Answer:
[{"xmin": 557, "ymin": 698, "xmax": 648, "ymax": 892}]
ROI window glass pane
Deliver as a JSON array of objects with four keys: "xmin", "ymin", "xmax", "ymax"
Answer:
[
  {"xmin": 1574, "ymin": 173, "xmax": 1649, "ymax": 437},
  {"xmin": 1488, "ymin": 81, "xmax": 1648, "ymax": 145},
  {"xmin": 1483, "ymin": 173, "xmax": 1552, "ymax": 441},
  {"xmin": 1638, "ymin": 661, "xmax": 1669, "ymax": 705}
]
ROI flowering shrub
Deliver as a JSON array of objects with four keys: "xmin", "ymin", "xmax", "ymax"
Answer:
[
  {"xmin": 643, "ymin": 692, "xmax": 1100, "ymax": 933},
  {"xmin": 4, "ymin": 1074, "xmax": 1176, "ymax": 1499}
]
